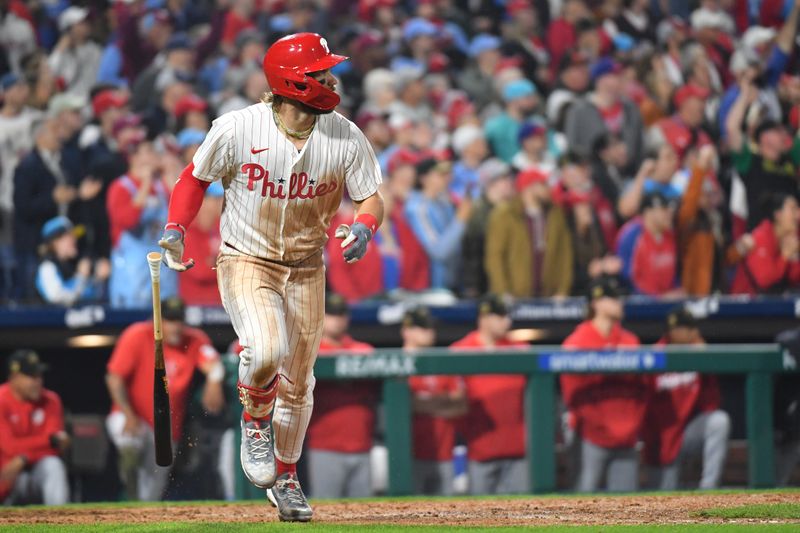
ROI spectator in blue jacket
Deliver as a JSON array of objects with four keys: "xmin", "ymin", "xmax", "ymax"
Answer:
[
  {"xmin": 404, "ymin": 159, "xmax": 473, "ymax": 290},
  {"xmin": 36, "ymin": 216, "xmax": 108, "ymax": 306}
]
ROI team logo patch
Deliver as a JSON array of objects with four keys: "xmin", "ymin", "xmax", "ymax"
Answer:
[{"xmin": 32, "ymin": 408, "xmax": 45, "ymax": 426}]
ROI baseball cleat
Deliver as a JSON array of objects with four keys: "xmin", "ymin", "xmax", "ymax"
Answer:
[
  {"xmin": 240, "ymin": 415, "xmax": 277, "ymax": 488},
  {"xmin": 266, "ymin": 473, "xmax": 313, "ymax": 522}
]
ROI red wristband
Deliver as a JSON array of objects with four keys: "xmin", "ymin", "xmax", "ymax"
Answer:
[
  {"xmin": 165, "ymin": 222, "xmax": 186, "ymax": 237},
  {"xmin": 355, "ymin": 213, "xmax": 379, "ymax": 235}
]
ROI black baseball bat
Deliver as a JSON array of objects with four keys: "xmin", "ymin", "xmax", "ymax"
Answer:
[{"xmin": 148, "ymin": 252, "xmax": 173, "ymax": 466}]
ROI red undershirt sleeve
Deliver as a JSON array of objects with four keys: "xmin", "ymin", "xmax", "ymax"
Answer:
[{"xmin": 166, "ymin": 163, "xmax": 211, "ymax": 235}]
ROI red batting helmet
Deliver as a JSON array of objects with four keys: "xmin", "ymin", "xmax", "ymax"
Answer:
[{"xmin": 263, "ymin": 33, "xmax": 348, "ymax": 112}]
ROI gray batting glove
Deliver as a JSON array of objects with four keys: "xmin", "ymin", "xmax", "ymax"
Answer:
[
  {"xmin": 158, "ymin": 228, "xmax": 195, "ymax": 271},
  {"xmin": 336, "ymin": 222, "xmax": 372, "ymax": 264}
]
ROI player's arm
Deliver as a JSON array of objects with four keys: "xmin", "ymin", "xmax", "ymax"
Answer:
[
  {"xmin": 161, "ymin": 113, "xmax": 233, "ymax": 271},
  {"xmin": 197, "ymin": 342, "xmax": 225, "ymax": 416},
  {"xmin": 337, "ymin": 190, "xmax": 384, "ymax": 264},
  {"xmin": 105, "ymin": 373, "xmax": 141, "ymax": 434}
]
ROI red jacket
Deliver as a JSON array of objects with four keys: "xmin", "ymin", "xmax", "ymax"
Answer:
[
  {"xmin": 642, "ymin": 339, "xmax": 721, "ymax": 466},
  {"xmin": 560, "ymin": 321, "xmax": 652, "ymax": 449},
  {"xmin": 631, "ymin": 227, "xmax": 677, "ymax": 295},
  {"xmin": 307, "ymin": 336, "xmax": 378, "ymax": 453},
  {"xmin": 452, "ymin": 331, "xmax": 528, "ymax": 461},
  {"xmin": 731, "ymin": 219, "xmax": 800, "ymax": 295},
  {"xmin": 0, "ymin": 383, "xmax": 65, "ymax": 501},
  {"xmin": 180, "ymin": 221, "xmax": 222, "ymax": 305},
  {"xmin": 409, "ymin": 375, "xmax": 464, "ymax": 461}
]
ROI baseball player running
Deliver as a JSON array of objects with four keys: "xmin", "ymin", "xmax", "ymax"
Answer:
[{"xmin": 158, "ymin": 33, "xmax": 383, "ymax": 521}]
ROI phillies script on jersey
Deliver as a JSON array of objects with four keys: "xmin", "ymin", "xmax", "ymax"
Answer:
[{"xmin": 242, "ymin": 166, "xmax": 339, "ymax": 200}]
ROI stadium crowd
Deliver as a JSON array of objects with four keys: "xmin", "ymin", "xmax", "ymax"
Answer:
[
  {"xmin": 2, "ymin": 0, "xmax": 800, "ymax": 306},
  {"xmin": 3, "ymin": 0, "xmax": 800, "ymax": 505}
]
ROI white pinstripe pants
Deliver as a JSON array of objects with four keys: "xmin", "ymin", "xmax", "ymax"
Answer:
[{"xmin": 217, "ymin": 251, "xmax": 325, "ymax": 463}]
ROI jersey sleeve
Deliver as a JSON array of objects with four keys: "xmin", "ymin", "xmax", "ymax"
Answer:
[
  {"xmin": 344, "ymin": 122, "xmax": 382, "ymax": 202},
  {"xmin": 192, "ymin": 113, "xmax": 236, "ymax": 183},
  {"xmin": 107, "ymin": 323, "xmax": 144, "ymax": 379}
]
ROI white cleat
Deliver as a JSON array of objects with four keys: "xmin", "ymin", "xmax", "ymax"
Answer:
[{"xmin": 240, "ymin": 415, "xmax": 276, "ymax": 489}]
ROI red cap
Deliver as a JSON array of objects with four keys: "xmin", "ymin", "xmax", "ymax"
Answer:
[
  {"xmin": 673, "ymin": 84, "xmax": 710, "ymax": 108},
  {"xmin": 111, "ymin": 114, "xmax": 142, "ymax": 138},
  {"xmin": 173, "ymin": 94, "xmax": 208, "ymax": 118},
  {"xmin": 387, "ymin": 148, "xmax": 422, "ymax": 174},
  {"xmin": 92, "ymin": 90, "xmax": 128, "ymax": 117},
  {"xmin": 507, "ymin": 0, "xmax": 533, "ymax": 14},
  {"xmin": 516, "ymin": 169, "xmax": 549, "ymax": 192}
]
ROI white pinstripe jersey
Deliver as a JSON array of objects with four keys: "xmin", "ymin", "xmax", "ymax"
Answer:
[{"xmin": 191, "ymin": 102, "xmax": 381, "ymax": 263}]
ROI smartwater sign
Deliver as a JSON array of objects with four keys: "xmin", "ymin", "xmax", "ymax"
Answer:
[{"xmin": 538, "ymin": 350, "xmax": 667, "ymax": 372}]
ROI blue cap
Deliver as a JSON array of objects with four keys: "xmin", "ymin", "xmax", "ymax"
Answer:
[
  {"xmin": 468, "ymin": 34, "xmax": 501, "ymax": 58},
  {"xmin": 403, "ymin": 18, "xmax": 438, "ymax": 42},
  {"xmin": 502, "ymin": 78, "xmax": 537, "ymax": 102},
  {"xmin": 165, "ymin": 32, "xmax": 192, "ymax": 52},
  {"xmin": 590, "ymin": 57, "xmax": 622, "ymax": 82},
  {"xmin": 176, "ymin": 128, "xmax": 206, "ymax": 149},
  {"xmin": 613, "ymin": 33, "xmax": 635, "ymax": 52},
  {"xmin": 41, "ymin": 216, "xmax": 74, "ymax": 242},
  {"xmin": 0, "ymin": 73, "xmax": 23, "ymax": 91},
  {"xmin": 206, "ymin": 181, "xmax": 224, "ymax": 198},
  {"xmin": 518, "ymin": 119, "xmax": 547, "ymax": 143}
]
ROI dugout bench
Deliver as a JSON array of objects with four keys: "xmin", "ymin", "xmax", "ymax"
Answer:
[{"xmin": 232, "ymin": 344, "xmax": 789, "ymax": 497}]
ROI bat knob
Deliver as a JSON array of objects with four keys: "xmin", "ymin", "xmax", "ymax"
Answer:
[{"xmin": 335, "ymin": 224, "xmax": 351, "ymax": 240}]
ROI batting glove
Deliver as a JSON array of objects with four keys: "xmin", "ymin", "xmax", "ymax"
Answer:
[
  {"xmin": 336, "ymin": 222, "xmax": 372, "ymax": 264},
  {"xmin": 158, "ymin": 227, "xmax": 195, "ymax": 271}
]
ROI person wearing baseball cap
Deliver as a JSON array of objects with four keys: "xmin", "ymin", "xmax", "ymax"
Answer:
[
  {"xmin": 50, "ymin": 6, "xmax": 101, "ymax": 100},
  {"xmin": 642, "ymin": 307, "xmax": 730, "ymax": 490},
  {"xmin": 624, "ymin": 191, "xmax": 680, "ymax": 297},
  {"xmin": 484, "ymin": 78, "xmax": 538, "ymax": 163},
  {"xmin": 458, "ymin": 33, "xmax": 503, "ymax": 112},
  {"xmin": 306, "ymin": 293, "xmax": 377, "ymax": 499},
  {"xmin": 512, "ymin": 119, "xmax": 555, "ymax": 174},
  {"xmin": 546, "ymin": 49, "xmax": 590, "ymax": 129},
  {"xmin": 560, "ymin": 277, "xmax": 651, "ymax": 493},
  {"xmin": 450, "ymin": 124, "xmax": 489, "ymax": 201},
  {"xmin": 403, "ymin": 307, "xmax": 466, "ymax": 495},
  {"xmin": 35, "ymin": 216, "xmax": 107, "ymax": 306},
  {"xmin": 485, "ymin": 167, "xmax": 573, "ymax": 298},
  {"xmin": 0, "ymin": 350, "xmax": 70, "ymax": 505},
  {"xmin": 451, "ymin": 294, "xmax": 528, "ymax": 494},
  {"xmin": 173, "ymin": 94, "xmax": 209, "ymax": 132},
  {"xmin": 564, "ymin": 55, "xmax": 644, "ymax": 173},
  {"xmin": 105, "ymin": 298, "xmax": 224, "ymax": 500},
  {"xmin": 652, "ymin": 84, "xmax": 712, "ymax": 163}
]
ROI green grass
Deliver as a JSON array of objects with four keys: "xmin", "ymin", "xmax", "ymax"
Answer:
[
  {"xmin": 697, "ymin": 503, "xmax": 800, "ymax": 520},
  {"xmin": 3, "ymin": 526, "xmax": 800, "ymax": 533}
]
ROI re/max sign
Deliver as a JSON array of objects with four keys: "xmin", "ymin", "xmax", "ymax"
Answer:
[{"xmin": 334, "ymin": 355, "xmax": 417, "ymax": 378}]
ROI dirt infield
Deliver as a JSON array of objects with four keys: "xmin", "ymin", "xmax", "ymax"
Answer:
[{"xmin": 1, "ymin": 492, "xmax": 799, "ymax": 526}]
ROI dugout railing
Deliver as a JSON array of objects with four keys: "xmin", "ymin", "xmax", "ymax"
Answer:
[{"xmin": 313, "ymin": 344, "xmax": 786, "ymax": 497}]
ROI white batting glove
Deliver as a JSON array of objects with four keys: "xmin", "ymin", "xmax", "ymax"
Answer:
[{"xmin": 158, "ymin": 227, "xmax": 195, "ymax": 271}]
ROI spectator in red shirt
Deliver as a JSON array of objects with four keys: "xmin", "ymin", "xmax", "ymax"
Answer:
[
  {"xmin": 105, "ymin": 298, "xmax": 224, "ymax": 501},
  {"xmin": 653, "ymin": 84, "xmax": 713, "ymax": 164},
  {"xmin": 0, "ymin": 350, "xmax": 69, "ymax": 505},
  {"xmin": 306, "ymin": 293, "xmax": 377, "ymax": 498},
  {"xmin": 731, "ymin": 193, "xmax": 800, "ymax": 295},
  {"xmin": 561, "ymin": 277, "xmax": 651, "ymax": 493},
  {"xmin": 546, "ymin": 0, "xmax": 591, "ymax": 72},
  {"xmin": 404, "ymin": 307, "xmax": 466, "ymax": 495},
  {"xmin": 629, "ymin": 192, "xmax": 682, "ymax": 297},
  {"xmin": 179, "ymin": 181, "xmax": 223, "ymax": 306},
  {"xmin": 642, "ymin": 307, "xmax": 730, "ymax": 490},
  {"xmin": 452, "ymin": 294, "xmax": 528, "ymax": 494}
]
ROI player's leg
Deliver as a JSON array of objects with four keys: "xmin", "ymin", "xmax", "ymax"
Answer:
[
  {"xmin": 137, "ymin": 426, "xmax": 171, "ymax": 501},
  {"xmin": 344, "ymin": 452, "xmax": 372, "ymax": 498},
  {"xmin": 575, "ymin": 439, "xmax": 609, "ymax": 493},
  {"xmin": 468, "ymin": 460, "xmax": 498, "ymax": 495},
  {"xmin": 217, "ymin": 255, "xmax": 290, "ymax": 489},
  {"xmin": 497, "ymin": 458, "xmax": 528, "ymax": 494},
  {"xmin": 106, "ymin": 411, "xmax": 146, "ymax": 500},
  {"xmin": 266, "ymin": 258, "xmax": 324, "ymax": 520},
  {"xmin": 682, "ymin": 410, "xmax": 730, "ymax": 489},
  {"xmin": 413, "ymin": 460, "xmax": 432, "ymax": 494},
  {"xmin": 653, "ymin": 463, "xmax": 679, "ymax": 491},
  {"xmin": 31, "ymin": 456, "xmax": 69, "ymax": 505},
  {"xmin": 605, "ymin": 448, "xmax": 638, "ymax": 492},
  {"xmin": 308, "ymin": 449, "xmax": 347, "ymax": 498},
  {"xmin": 3, "ymin": 470, "xmax": 33, "ymax": 505},
  {"xmin": 437, "ymin": 460, "xmax": 455, "ymax": 496}
]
